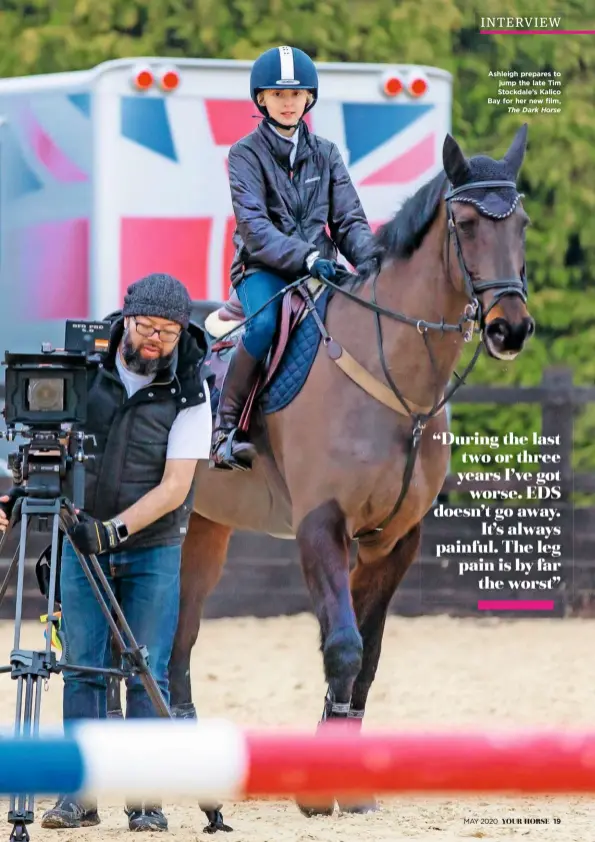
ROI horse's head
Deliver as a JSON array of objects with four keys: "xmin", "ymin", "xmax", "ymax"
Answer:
[{"xmin": 443, "ymin": 124, "xmax": 535, "ymax": 360}]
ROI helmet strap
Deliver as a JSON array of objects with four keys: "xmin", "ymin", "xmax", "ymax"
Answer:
[{"xmin": 264, "ymin": 114, "xmax": 302, "ymax": 131}]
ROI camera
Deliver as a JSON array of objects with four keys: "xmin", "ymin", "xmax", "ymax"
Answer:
[
  {"xmin": 2, "ymin": 320, "xmax": 111, "ymax": 429},
  {"xmin": 1, "ymin": 320, "xmax": 111, "ymax": 501}
]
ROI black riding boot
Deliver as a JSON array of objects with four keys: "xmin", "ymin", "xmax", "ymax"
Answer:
[{"xmin": 210, "ymin": 338, "xmax": 260, "ymax": 470}]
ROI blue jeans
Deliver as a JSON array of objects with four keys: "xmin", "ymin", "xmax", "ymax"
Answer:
[
  {"xmin": 60, "ymin": 540, "xmax": 181, "ymax": 722},
  {"xmin": 236, "ymin": 270, "xmax": 287, "ymax": 360}
]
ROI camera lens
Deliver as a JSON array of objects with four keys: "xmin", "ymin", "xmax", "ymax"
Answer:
[{"xmin": 27, "ymin": 378, "xmax": 65, "ymax": 412}]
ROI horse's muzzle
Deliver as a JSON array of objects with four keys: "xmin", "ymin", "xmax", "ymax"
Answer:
[{"xmin": 483, "ymin": 316, "xmax": 535, "ymax": 358}]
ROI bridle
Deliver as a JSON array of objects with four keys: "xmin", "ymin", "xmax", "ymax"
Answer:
[
  {"xmin": 444, "ymin": 179, "xmax": 529, "ymax": 323},
  {"xmin": 318, "ymin": 176, "xmax": 529, "ymax": 409}
]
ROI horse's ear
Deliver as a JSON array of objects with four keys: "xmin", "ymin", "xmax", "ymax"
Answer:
[
  {"xmin": 442, "ymin": 133, "xmax": 471, "ymax": 186},
  {"xmin": 502, "ymin": 122, "xmax": 528, "ymax": 177}
]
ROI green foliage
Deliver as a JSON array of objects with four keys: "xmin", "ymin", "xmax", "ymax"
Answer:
[{"xmin": 0, "ymin": 0, "xmax": 593, "ymax": 470}]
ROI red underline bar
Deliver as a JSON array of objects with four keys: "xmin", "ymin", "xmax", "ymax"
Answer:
[
  {"xmin": 477, "ymin": 600, "xmax": 555, "ymax": 611},
  {"xmin": 480, "ymin": 29, "xmax": 595, "ymax": 34}
]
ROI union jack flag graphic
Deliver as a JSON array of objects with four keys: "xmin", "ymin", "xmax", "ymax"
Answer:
[
  {"xmin": 1, "ymin": 89, "xmax": 443, "ymax": 322},
  {"xmin": 118, "ymin": 96, "xmax": 440, "ymax": 302}
]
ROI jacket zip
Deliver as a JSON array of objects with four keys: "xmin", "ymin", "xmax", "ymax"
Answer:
[{"xmin": 289, "ymin": 163, "xmax": 307, "ymax": 241}]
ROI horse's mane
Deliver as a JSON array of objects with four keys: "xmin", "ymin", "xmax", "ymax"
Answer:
[{"xmin": 375, "ymin": 169, "xmax": 449, "ymax": 261}]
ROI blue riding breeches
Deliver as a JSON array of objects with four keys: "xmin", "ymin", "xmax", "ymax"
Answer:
[{"xmin": 236, "ymin": 270, "xmax": 287, "ymax": 361}]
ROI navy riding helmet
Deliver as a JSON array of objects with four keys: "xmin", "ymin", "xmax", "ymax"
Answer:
[{"xmin": 250, "ymin": 46, "xmax": 319, "ymax": 127}]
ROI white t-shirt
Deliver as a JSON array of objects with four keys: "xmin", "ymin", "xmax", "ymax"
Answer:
[{"xmin": 115, "ymin": 352, "xmax": 212, "ymax": 460}]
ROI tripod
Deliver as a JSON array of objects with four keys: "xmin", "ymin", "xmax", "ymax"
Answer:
[{"xmin": 0, "ymin": 428, "xmax": 231, "ymax": 839}]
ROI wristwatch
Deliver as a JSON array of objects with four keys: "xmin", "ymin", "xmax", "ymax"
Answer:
[{"xmin": 111, "ymin": 517, "xmax": 129, "ymax": 543}]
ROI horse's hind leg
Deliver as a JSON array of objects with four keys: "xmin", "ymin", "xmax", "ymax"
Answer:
[
  {"xmin": 338, "ymin": 522, "xmax": 422, "ymax": 814},
  {"xmin": 296, "ymin": 500, "xmax": 363, "ymax": 816},
  {"xmin": 169, "ymin": 512, "xmax": 231, "ymax": 719}
]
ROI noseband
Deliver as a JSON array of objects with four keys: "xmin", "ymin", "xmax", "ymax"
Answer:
[{"xmin": 444, "ymin": 179, "xmax": 529, "ymax": 324}]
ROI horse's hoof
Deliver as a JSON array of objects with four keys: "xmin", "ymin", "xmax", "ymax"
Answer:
[
  {"xmin": 338, "ymin": 798, "xmax": 380, "ymax": 815},
  {"xmin": 296, "ymin": 801, "xmax": 335, "ymax": 818}
]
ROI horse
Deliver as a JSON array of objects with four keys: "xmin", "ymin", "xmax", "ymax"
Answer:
[{"xmin": 111, "ymin": 125, "xmax": 535, "ymax": 817}]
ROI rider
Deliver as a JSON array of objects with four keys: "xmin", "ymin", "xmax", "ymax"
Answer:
[{"xmin": 210, "ymin": 45, "xmax": 382, "ymax": 471}]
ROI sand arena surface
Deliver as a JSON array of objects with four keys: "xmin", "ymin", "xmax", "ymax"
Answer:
[{"xmin": 0, "ymin": 614, "xmax": 594, "ymax": 841}]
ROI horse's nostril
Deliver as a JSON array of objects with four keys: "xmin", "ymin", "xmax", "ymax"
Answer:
[
  {"xmin": 485, "ymin": 317, "xmax": 533, "ymax": 352},
  {"xmin": 486, "ymin": 320, "xmax": 509, "ymax": 340}
]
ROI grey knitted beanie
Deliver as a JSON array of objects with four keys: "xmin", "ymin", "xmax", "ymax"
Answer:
[{"xmin": 122, "ymin": 273, "xmax": 192, "ymax": 329}]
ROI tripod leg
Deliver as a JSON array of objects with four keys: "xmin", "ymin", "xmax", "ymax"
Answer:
[
  {"xmin": 0, "ymin": 500, "xmax": 29, "ymax": 610},
  {"xmin": 8, "ymin": 513, "xmax": 34, "ymax": 840},
  {"xmin": 0, "ymin": 547, "xmax": 20, "ymax": 610},
  {"xmin": 107, "ymin": 629, "xmax": 123, "ymax": 718},
  {"xmin": 8, "ymin": 506, "xmax": 63, "ymax": 841}
]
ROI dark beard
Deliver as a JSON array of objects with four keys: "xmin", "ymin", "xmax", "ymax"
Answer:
[{"xmin": 121, "ymin": 331, "xmax": 174, "ymax": 376}]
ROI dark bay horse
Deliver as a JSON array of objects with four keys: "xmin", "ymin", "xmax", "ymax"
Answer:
[{"xmin": 113, "ymin": 126, "xmax": 535, "ymax": 814}]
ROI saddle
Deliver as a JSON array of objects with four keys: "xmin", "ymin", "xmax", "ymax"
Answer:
[{"xmin": 203, "ymin": 278, "xmax": 326, "ymax": 433}]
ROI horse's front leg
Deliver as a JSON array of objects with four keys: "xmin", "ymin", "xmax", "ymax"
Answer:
[
  {"xmin": 337, "ymin": 522, "xmax": 422, "ymax": 814},
  {"xmin": 296, "ymin": 499, "xmax": 363, "ymax": 816}
]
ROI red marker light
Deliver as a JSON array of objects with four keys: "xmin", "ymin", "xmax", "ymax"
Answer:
[
  {"xmin": 409, "ymin": 76, "xmax": 428, "ymax": 97},
  {"xmin": 383, "ymin": 76, "xmax": 403, "ymax": 97},
  {"xmin": 133, "ymin": 67, "xmax": 154, "ymax": 91},
  {"xmin": 380, "ymin": 73, "xmax": 403, "ymax": 98},
  {"xmin": 160, "ymin": 69, "xmax": 180, "ymax": 92}
]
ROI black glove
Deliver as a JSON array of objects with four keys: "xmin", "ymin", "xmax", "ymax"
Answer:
[
  {"xmin": 0, "ymin": 487, "xmax": 27, "ymax": 521},
  {"xmin": 306, "ymin": 253, "xmax": 338, "ymax": 282},
  {"xmin": 67, "ymin": 512, "xmax": 122, "ymax": 556}
]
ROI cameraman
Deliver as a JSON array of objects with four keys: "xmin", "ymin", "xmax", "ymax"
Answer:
[{"xmin": 0, "ymin": 273, "xmax": 212, "ymax": 832}]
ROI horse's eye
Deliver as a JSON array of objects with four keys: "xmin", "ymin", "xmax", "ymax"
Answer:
[{"xmin": 458, "ymin": 219, "xmax": 476, "ymax": 234}]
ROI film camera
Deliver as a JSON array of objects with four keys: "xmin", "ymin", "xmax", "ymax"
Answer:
[{"xmin": 1, "ymin": 320, "xmax": 111, "ymax": 505}]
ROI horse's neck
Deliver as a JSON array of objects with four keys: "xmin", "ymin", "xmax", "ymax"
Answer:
[{"xmin": 332, "ymin": 225, "xmax": 469, "ymax": 408}]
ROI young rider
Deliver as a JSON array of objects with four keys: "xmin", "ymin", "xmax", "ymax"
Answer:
[{"xmin": 210, "ymin": 45, "xmax": 381, "ymax": 471}]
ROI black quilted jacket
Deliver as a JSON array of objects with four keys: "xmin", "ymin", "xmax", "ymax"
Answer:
[{"xmin": 227, "ymin": 120, "xmax": 381, "ymax": 287}]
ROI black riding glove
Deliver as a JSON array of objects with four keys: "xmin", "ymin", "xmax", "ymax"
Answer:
[
  {"xmin": 305, "ymin": 252, "xmax": 338, "ymax": 282},
  {"xmin": 67, "ymin": 512, "xmax": 122, "ymax": 556},
  {"xmin": 0, "ymin": 487, "xmax": 27, "ymax": 521}
]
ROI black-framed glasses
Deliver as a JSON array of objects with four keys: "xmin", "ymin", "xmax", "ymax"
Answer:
[{"xmin": 132, "ymin": 317, "xmax": 181, "ymax": 342}]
